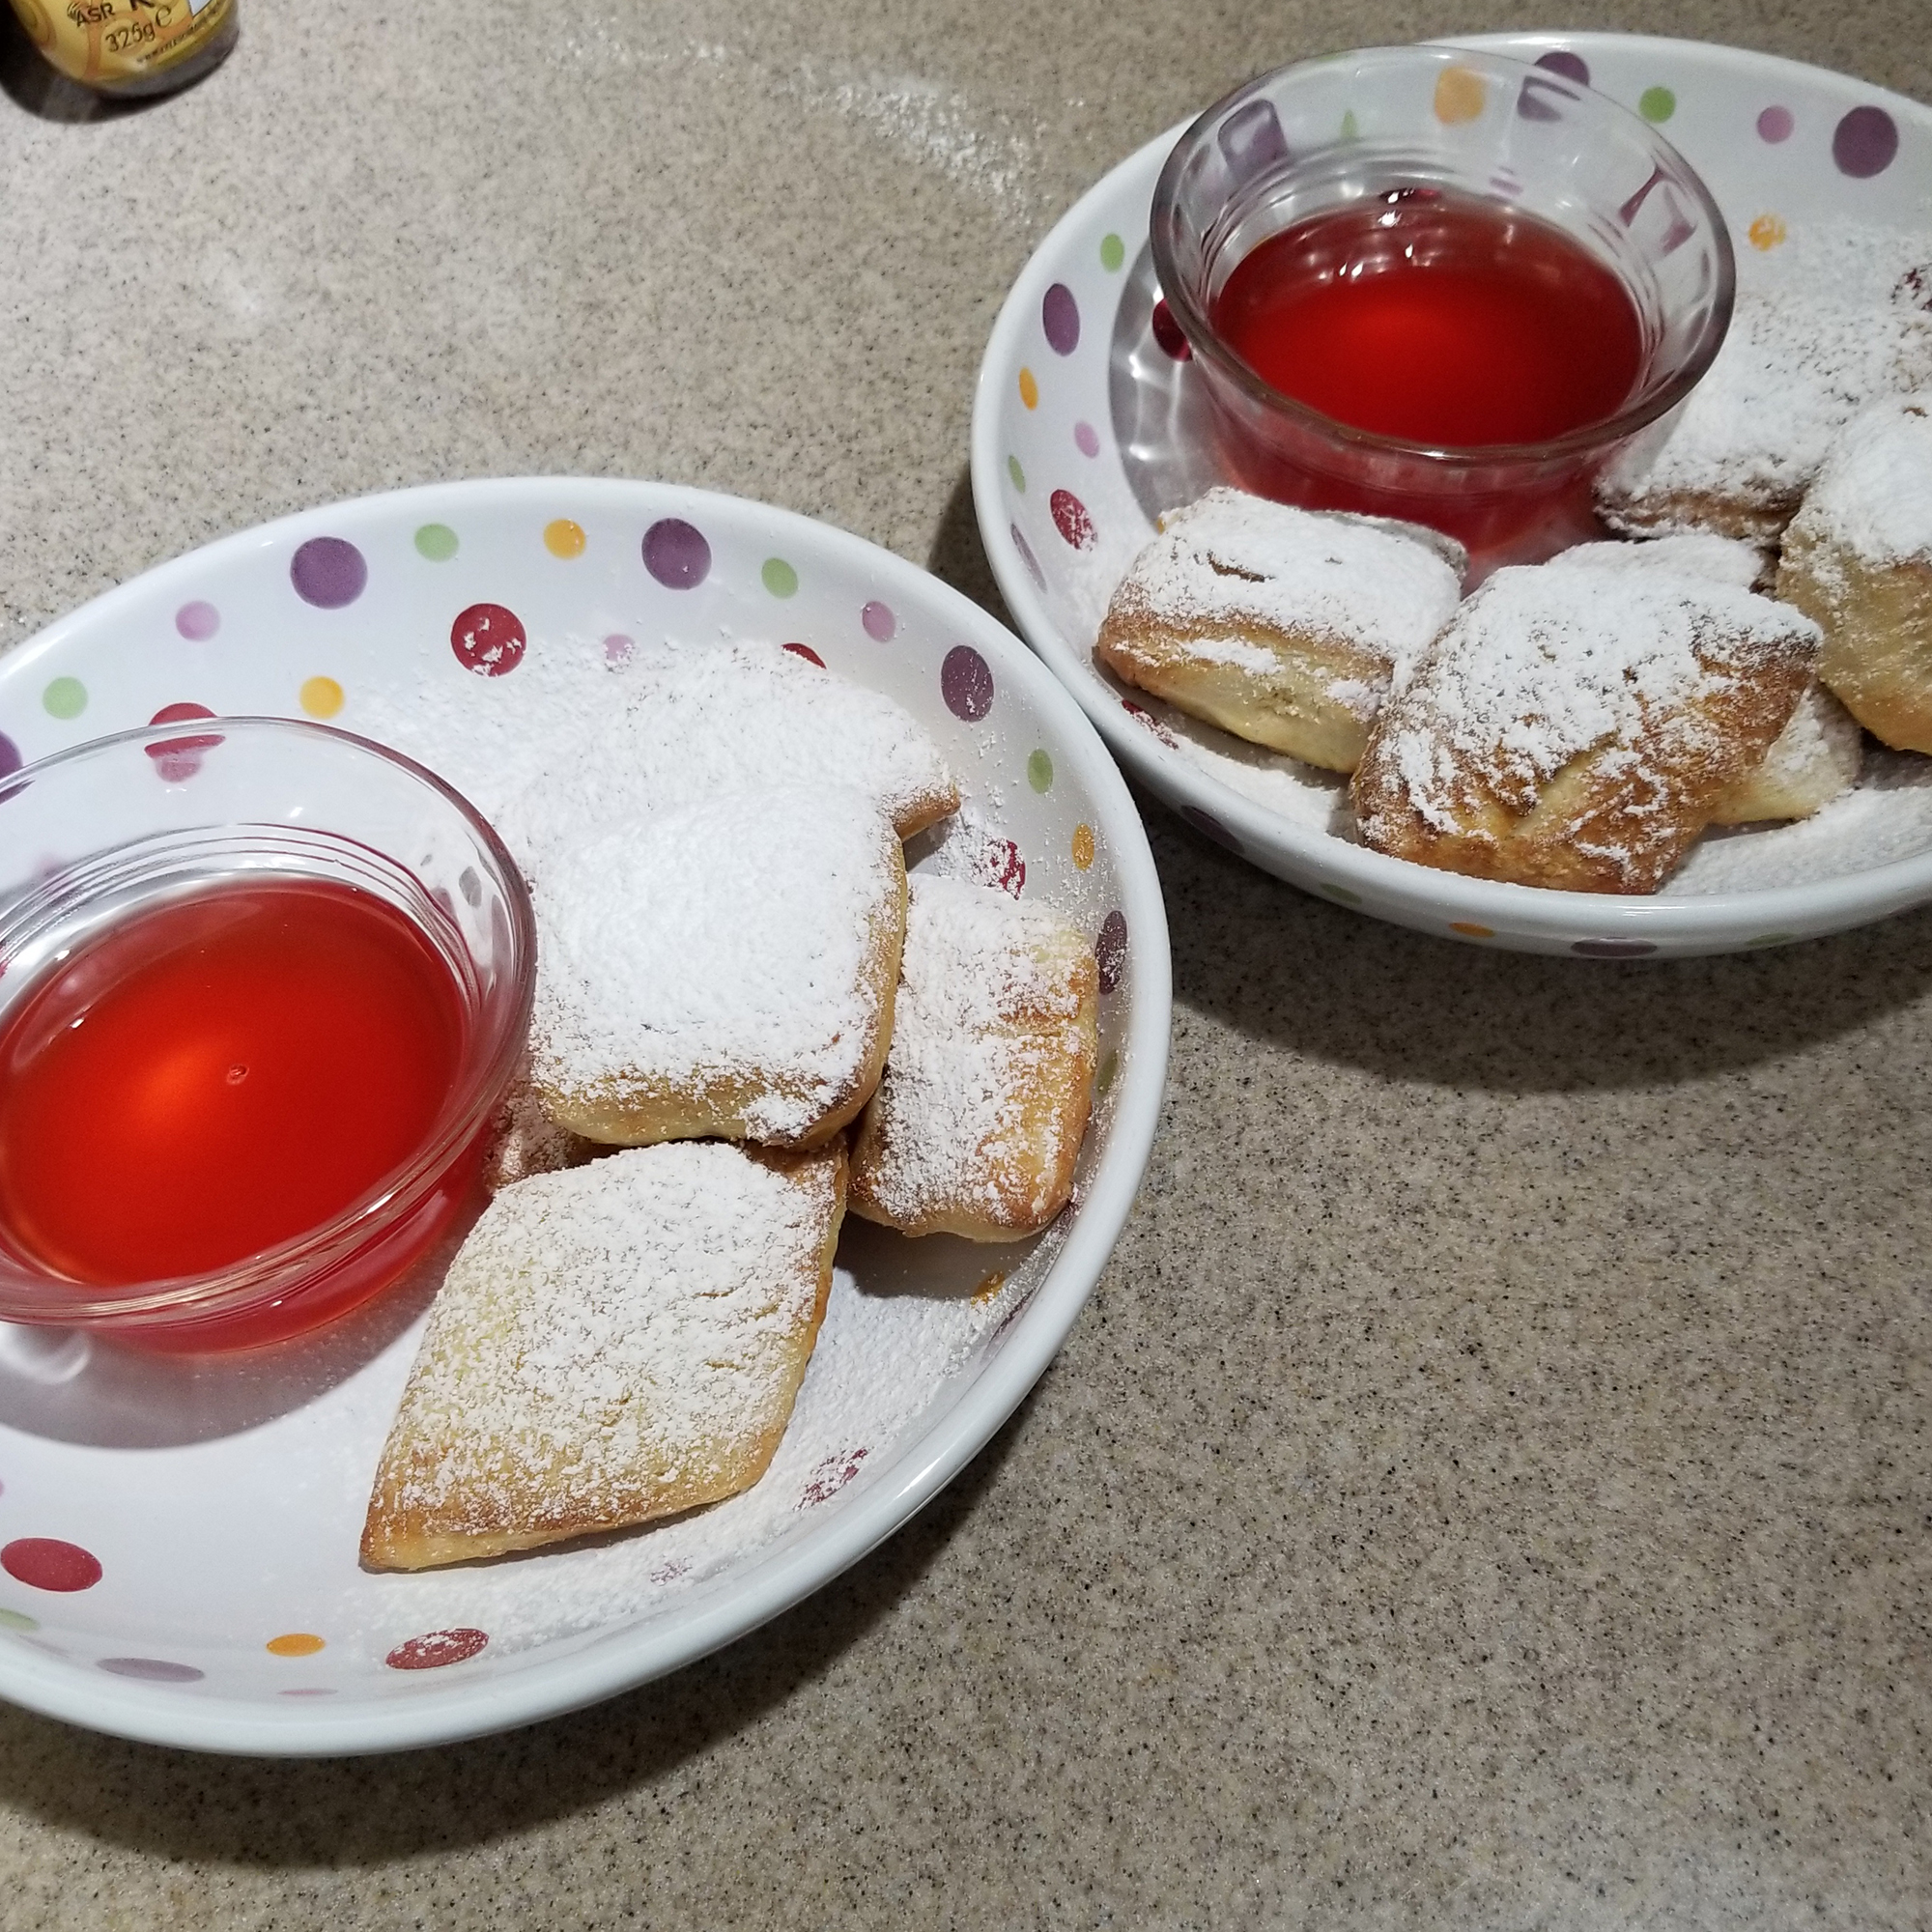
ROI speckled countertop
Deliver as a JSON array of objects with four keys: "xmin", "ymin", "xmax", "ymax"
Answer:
[{"xmin": 1, "ymin": 2, "xmax": 1928, "ymax": 1925}]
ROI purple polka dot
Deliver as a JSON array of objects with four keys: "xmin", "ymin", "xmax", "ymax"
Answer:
[
  {"xmin": 0, "ymin": 735, "xmax": 19, "ymax": 781},
  {"xmin": 1571, "ymin": 938, "xmax": 1659, "ymax": 958},
  {"xmin": 1074, "ymin": 420, "xmax": 1100, "ymax": 458},
  {"xmin": 1042, "ymin": 282, "xmax": 1081, "ymax": 355},
  {"xmin": 862, "ymin": 599, "xmax": 896, "ymax": 642},
  {"xmin": 604, "ymin": 633, "xmax": 635, "ymax": 667},
  {"xmin": 98, "ymin": 1657, "xmax": 204, "ymax": 1683},
  {"xmin": 290, "ymin": 537, "xmax": 368, "ymax": 610},
  {"xmin": 1518, "ymin": 50, "xmax": 1588, "ymax": 122},
  {"xmin": 1010, "ymin": 524, "xmax": 1046, "ymax": 590},
  {"xmin": 1757, "ymin": 104, "xmax": 1794, "ymax": 143},
  {"xmin": 1051, "ymin": 489, "xmax": 1096, "ymax": 550},
  {"xmin": 1180, "ymin": 805, "xmax": 1240, "ymax": 854},
  {"xmin": 1094, "ymin": 910, "xmax": 1127, "ymax": 994},
  {"xmin": 1535, "ymin": 49, "xmax": 1589, "ymax": 84},
  {"xmin": 278, "ymin": 1687, "xmax": 338, "ymax": 1697},
  {"xmin": 174, "ymin": 601, "xmax": 220, "ymax": 641},
  {"xmin": 941, "ymin": 644, "xmax": 994, "ymax": 722},
  {"xmin": 642, "ymin": 519, "xmax": 710, "ymax": 589},
  {"xmin": 1833, "ymin": 105, "xmax": 1898, "ymax": 177}
]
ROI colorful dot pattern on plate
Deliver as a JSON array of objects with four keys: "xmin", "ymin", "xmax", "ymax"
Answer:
[{"xmin": 0, "ymin": 476, "xmax": 1150, "ymax": 1742}]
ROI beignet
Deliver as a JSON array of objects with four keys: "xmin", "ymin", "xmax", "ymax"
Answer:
[
  {"xmin": 361, "ymin": 1139, "xmax": 846, "ymax": 1571},
  {"xmin": 1094, "ymin": 488, "xmax": 1463, "ymax": 773},
  {"xmin": 850, "ymin": 876, "xmax": 1097, "ymax": 1241},
  {"xmin": 1351, "ymin": 562, "xmax": 1821, "ymax": 892},
  {"xmin": 1778, "ymin": 393, "xmax": 1932, "ymax": 753}
]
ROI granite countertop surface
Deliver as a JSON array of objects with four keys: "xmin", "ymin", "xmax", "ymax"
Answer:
[{"xmin": 1, "ymin": 1, "xmax": 1928, "ymax": 1925}]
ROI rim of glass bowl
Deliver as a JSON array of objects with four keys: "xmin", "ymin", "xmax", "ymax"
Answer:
[
  {"xmin": 0, "ymin": 716, "xmax": 536, "ymax": 1330},
  {"xmin": 1149, "ymin": 43, "xmax": 1738, "ymax": 468}
]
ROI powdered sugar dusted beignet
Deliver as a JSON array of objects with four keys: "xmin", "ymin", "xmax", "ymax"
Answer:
[
  {"xmin": 1550, "ymin": 534, "xmax": 1859, "ymax": 818},
  {"xmin": 1352, "ymin": 564, "xmax": 1821, "ymax": 893},
  {"xmin": 360, "ymin": 1139, "xmax": 846, "ymax": 1571},
  {"xmin": 1778, "ymin": 393, "xmax": 1932, "ymax": 752},
  {"xmin": 1598, "ymin": 224, "xmax": 1932, "ymax": 544},
  {"xmin": 850, "ymin": 876, "xmax": 1097, "ymax": 1241},
  {"xmin": 480, "ymin": 1057, "xmax": 602, "ymax": 1194},
  {"xmin": 532, "ymin": 786, "xmax": 905, "ymax": 1148},
  {"xmin": 502, "ymin": 641, "xmax": 957, "ymax": 875},
  {"xmin": 1094, "ymin": 488, "xmax": 1463, "ymax": 774}
]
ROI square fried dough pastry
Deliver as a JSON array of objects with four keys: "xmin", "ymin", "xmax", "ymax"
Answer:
[
  {"xmin": 531, "ymin": 785, "xmax": 905, "ymax": 1148},
  {"xmin": 1549, "ymin": 533, "xmax": 1861, "ymax": 820},
  {"xmin": 1778, "ymin": 392, "xmax": 1932, "ymax": 753},
  {"xmin": 1351, "ymin": 560, "xmax": 1822, "ymax": 893},
  {"xmin": 1598, "ymin": 223, "xmax": 1932, "ymax": 544},
  {"xmin": 850, "ymin": 875, "xmax": 1097, "ymax": 1241},
  {"xmin": 1094, "ymin": 488, "xmax": 1463, "ymax": 774},
  {"xmin": 361, "ymin": 1139, "xmax": 846, "ymax": 1571},
  {"xmin": 501, "ymin": 640, "xmax": 957, "ymax": 876}
]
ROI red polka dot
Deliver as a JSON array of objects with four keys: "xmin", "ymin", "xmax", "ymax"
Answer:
[
  {"xmin": 385, "ymin": 1627, "xmax": 488, "ymax": 1670},
  {"xmin": 1151, "ymin": 298, "xmax": 1192, "ymax": 359},
  {"xmin": 782, "ymin": 641, "xmax": 826, "ymax": 667},
  {"xmin": 450, "ymin": 604, "xmax": 526, "ymax": 677},
  {"xmin": 145, "ymin": 704, "xmax": 222, "ymax": 782},
  {"xmin": 1050, "ymin": 490, "xmax": 1096, "ymax": 550},
  {"xmin": 2, "ymin": 1537, "xmax": 101, "ymax": 1592}
]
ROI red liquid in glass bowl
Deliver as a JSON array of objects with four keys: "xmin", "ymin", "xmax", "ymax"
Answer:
[{"xmin": 1210, "ymin": 188, "xmax": 1644, "ymax": 450}]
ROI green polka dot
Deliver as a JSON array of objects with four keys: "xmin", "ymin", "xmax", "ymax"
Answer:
[
  {"xmin": 1096, "ymin": 1050, "xmax": 1119, "ymax": 1095},
  {"xmin": 1026, "ymin": 749, "xmax": 1053, "ymax": 792},
  {"xmin": 414, "ymin": 523, "xmax": 459, "ymax": 561},
  {"xmin": 1008, "ymin": 455, "xmax": 1026, "ymax": 494},
  {"xmin": 0, "ymin": 1608, "xmax": 37, "ymax": 1633},
  {"xmin": 1340, "ymin": 108, "xmax": 1359, "ymax": 139},
  {"xmin": 1639, "ymin": 86, "xmax": 1675, "ymax": 123},
  {"xmin": 761, "ymin": 557, "xmax": 799, "ymax": 598},
  {"xmin": 1319, "ymin": 882, "xmax": 1362, "ymax": 905},
  {"xmin": 1099, "ymin": 233, "xmax": 1125, "ymax": 272},
  {"xmin": 43, "ymin": 676, "xmax": 86, "ymax": 721}
]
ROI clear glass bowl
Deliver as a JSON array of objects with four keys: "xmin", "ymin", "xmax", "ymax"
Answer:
[
  {"xmin": 1151, "ymin": 43, "xmax": 1735, "ymax": 571},
  {"xmin": 0, "ymin": 718, "xmax": 534, "ymax": 1351}
]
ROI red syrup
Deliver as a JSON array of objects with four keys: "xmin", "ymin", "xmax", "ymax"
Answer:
[
  {"xmin": 1201, "ymin": 186, "xmax": 1648, "ymax": 565},
  {"xmin": 0, "ymin": 878, "xmax": 465, "ymax": 1310}
]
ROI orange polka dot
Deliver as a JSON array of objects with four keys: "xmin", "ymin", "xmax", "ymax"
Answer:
[
  {"xmin": 1433, "ymin": 67, "xmax": 1487, "ymax": 124},
  {"xmin": 266, "ymin": 1633, "xmax": 326, "ymax": 1657},
  {"xmin": 1747, "ymin": 213, "xmax": 1787, "ymax": 251},
  {"xmin": 298, "ymin": 676, "xmax": 344, "ymax": 720},
  {"xmin": 1450, "ymin": 922, "xmax": 1494, "ymax": 939},
  {"xmin": 544, "ymin": 519, "xmax": 586, "ymax": 558},
  {"xmin": 1018, "ymin": 367, "xmax": 1039, "ymax": 411},
  {"xmin": 1070, "ymin": 822, "xmax": 1095, "ymax": 870}
]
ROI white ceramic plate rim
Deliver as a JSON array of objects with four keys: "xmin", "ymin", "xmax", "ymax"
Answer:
[
  {"xmin": 0, "ymin": 478, "xmax": 1173, "ymax": 1755},
  {"xmin": 972, "ymin": 33, "xmax": 1932, "ymax": 952}
]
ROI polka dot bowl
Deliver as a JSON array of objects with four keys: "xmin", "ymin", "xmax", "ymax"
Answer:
[
  {"xmin": 0, "ymin": 478, "xmax": 1170, "ymax": 1753},
  {"xmin": 973, "ymin": 33, "xmax": 1932, "ymax": 958}
]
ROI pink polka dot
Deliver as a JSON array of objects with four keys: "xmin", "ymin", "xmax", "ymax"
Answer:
[
  {"xmin": 1051, "ymin": 489, "xmax": 1096, "ymax": 550},
  {"xmin": 99, "ymin": 1657, "xmax": 203, "ymax": 1682},
  {"xmin": 1757, "ymin": 104, "xmax": 1794, "ymax": 142},
  {"xmin": 450, "ymin": 603, "xmax": 526, "ymax": 677},
  {"xmin": 386, "ymin": 1628, "xmax": 489, "ymax": 1670},
  {"xmin": 174, "ymin": 601, "xmax": 219, "ymax": 641},
  {"xmin": 1073, "ymin": 421, "xmax": 1101, "ymax": 458},
  {"xmin": 2, "ymin": 1537, "xmax": 101, "ymax": 1592},
  {"xmin": 783, "ymin": 641, "xmax": 826, "ymax": 667},
  {"xmin": 603, "ymin": 633, "xmax": 635, "ymax": 668},
  {"xmin": 862, "ymin": 600, "xmax": 896, "ymax": 642}
]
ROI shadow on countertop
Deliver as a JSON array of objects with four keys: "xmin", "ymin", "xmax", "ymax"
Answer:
[
  {"xmin": 0, "ymin": 1386, "xmax": 1036, "ymax": 1862},
  {"xmin": 1146, "ymin": 798, "xmax": 1932, "ymax": 1093}
]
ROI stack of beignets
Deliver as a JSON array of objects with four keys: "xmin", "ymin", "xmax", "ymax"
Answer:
[{"xmin": 363, "ymin": 643, "xmax": 1102, "ymax": 1570}]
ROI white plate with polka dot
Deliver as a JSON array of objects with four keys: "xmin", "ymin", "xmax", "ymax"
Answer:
[
  {"xmin": 0, "ymin": 477, "xmax": 1170, "ymax": 1754},
  {"xmin": 974, "ymin": 32, "xmax": 1932, "ymax": 958}
]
